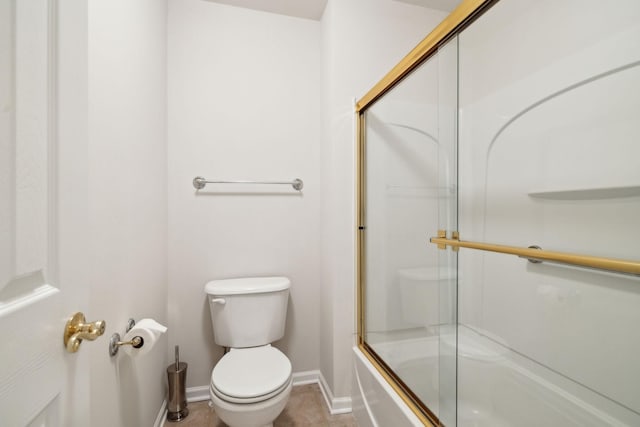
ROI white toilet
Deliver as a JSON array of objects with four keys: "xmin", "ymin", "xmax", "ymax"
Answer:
[{"xmin": 204, "ymin": 276, "xmax": 292, "ymax": 427}]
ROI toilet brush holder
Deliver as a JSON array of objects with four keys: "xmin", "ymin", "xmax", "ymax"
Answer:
[{"xmin": 167, "ymin": 345, "xmax": 189, "ymax": 422}]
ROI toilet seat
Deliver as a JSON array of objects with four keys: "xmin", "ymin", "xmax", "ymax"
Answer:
[{"xmin": 211, "ymin": 345, "xmax": 292, "ymax": 404}]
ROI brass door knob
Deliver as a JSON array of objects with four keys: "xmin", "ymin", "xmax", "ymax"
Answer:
[{"xmin": 64, "ymin": 312, "xmax": 106, "ymax": 353}]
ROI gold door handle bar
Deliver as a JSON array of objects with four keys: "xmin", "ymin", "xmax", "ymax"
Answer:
[{"xmin": 430, "ymin": 231, "xmax": 640, "ymax": 276}]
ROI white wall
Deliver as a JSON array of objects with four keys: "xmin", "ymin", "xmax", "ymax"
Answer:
[
  {"xmin": 167, "ymin": 0, "xmax": 322, "ymax": 389},
  {"xmin": 76, "ymin": 0, "xmax": 446, "ymax": 419},
  {"xmin": 0, "ymin": 0, "xmax": 12, "ymax": 288},
  {"xmin": 87, "ymin": 2, "xmax": 168, "ymax": 426},
  {"xmin": 320, "ymin": 0, "xmax": 447, "ymax": 399}
]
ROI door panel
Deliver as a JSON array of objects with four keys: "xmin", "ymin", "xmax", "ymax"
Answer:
[
  {"xmin": 13, "ymin": 0, "xmax": 50, "ymax": 286},
  {"xmin": 1, "ymin": 283, "xmax": 61, "ymax": 426},
  {"xmin": 0, "ymin": 1, "xmax": 88, "ymax": 425}
]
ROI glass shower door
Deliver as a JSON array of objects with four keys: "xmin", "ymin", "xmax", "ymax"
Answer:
[
  {"xmin": 359, "ymin": 2, "xmax": 640, "ymax": 426},
  {"xmin": 361, "ymin": 37, "xmax": 459, "ymax": 425},
  {"xmin": 454, "ymin": 0, "xmax": 640, "ymax": 425}
]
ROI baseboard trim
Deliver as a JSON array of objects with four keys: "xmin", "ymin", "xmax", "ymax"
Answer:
[
  {"xmin": 291, "ymin": 370, "xmax": 322, "ymax": 386},
  {"xmin": 152, "ymin": 399, "xmax": 167, "ymax": 427},
  {"xmin": 186, "ymin": 385, "xmax": 210, "ymax": 403},
  {"xmin": 152, "ymin": 386, "xmax": 208, "ymax": 427},
  {"xmin": 293, "ymin": 370, "xmax": 353, "ymax": 415},
  {"xmin": 153, "ymin": 370, "xmax": 353, "ymax": 422}
]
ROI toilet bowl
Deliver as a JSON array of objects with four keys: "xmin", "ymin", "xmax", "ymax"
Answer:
[
  {"xmin": 205, "ymin": 277, "xmax": 292, "ymax": 427},
  {"xmin": 209, "ymin": 345, "xmax": 292, "ymax": 427}
]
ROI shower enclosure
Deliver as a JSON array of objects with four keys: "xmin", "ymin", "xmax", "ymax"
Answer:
[{"xmin": 355, "ymin": 1, "xmax": 640, "ymax": 426}]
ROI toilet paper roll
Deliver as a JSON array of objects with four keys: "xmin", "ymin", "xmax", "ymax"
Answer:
[{"xmin": 122, "ymin": 318, "xmax": 167, "ymax": 357}]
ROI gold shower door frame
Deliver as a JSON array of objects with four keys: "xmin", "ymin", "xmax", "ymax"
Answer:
[
  {"xmin": 355, "ymin": 1, "xmax": 496, "ymax": 425},
  {"xmin": 356, "ymin": 0, "xmax": 640, "ymax": 425}
]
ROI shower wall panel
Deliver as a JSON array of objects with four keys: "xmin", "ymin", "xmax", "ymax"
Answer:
[{"xmin": 458, "ymin": 0, "xmax": 640, "ymax": 425}]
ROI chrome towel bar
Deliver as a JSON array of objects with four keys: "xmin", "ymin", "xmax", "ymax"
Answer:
[{"xmin": 193, "ymin": 176, "xmax": 303, "ymax": 191}]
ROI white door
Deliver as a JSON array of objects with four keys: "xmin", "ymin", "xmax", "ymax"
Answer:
[{"xmin": 1, "ymin": 1, "xmax": 93, "ymax": 425}]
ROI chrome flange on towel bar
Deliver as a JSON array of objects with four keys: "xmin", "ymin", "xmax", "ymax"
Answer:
[{"xmin": 193, "ymin": 176, "xmax": 303, "ymax": 191}]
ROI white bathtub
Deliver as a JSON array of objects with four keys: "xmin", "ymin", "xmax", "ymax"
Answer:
[
  {"xmin": 352, "ymin": 346, "xmax": 425, "ymax": 427},
  {"xmin": 352, "ymin": 326, "xmax": 637, "ymax": 426}
]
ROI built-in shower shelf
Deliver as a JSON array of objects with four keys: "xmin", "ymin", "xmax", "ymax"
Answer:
[{"xmin": 528, "ymin": 185, "xmax": 640, "ymax": 200}]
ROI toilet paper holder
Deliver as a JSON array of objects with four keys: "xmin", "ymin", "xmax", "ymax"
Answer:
[{"xmin": 109, "ymin": 318, "xmax": 144, "ymax": 357}]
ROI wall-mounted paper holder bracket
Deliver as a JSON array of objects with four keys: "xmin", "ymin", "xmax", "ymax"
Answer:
[{"xmin": 109, "ymin": 318, "xmax": 144, "ymax": 356}]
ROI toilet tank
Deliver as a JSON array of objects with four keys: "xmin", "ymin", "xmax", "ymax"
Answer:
[{"xmin": 205, "ymin": 276, "xmax": 290, "ymax": 348}]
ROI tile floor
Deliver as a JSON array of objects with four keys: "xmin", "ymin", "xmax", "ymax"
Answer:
[{"xmin": 164, "ymin": 383, "xmax": 358, "ymax": 427}]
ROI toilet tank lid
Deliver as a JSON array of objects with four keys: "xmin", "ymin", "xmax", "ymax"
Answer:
[{"xmin": 205, "ymin": 276, "xmax": 290, "ymax": 295}]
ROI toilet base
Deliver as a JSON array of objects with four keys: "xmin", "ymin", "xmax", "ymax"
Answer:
[{"xmin": 209, "ymin": 379, "xmax": 292, "ymax": 427}]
